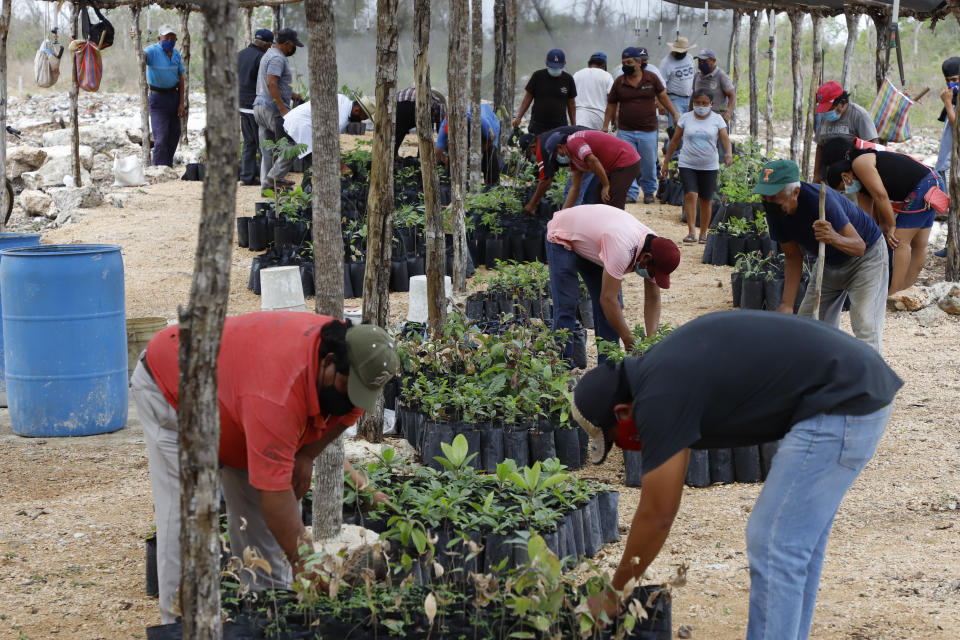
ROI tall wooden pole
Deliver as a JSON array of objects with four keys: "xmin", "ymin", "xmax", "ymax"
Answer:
[
  {"xmin": 493, "ymin": 0, "xmax": 516, "ymax": 160},
  {"xmin": 357, "ymin": 0, "xmax": 399, "ymax": 443},
  {"xmin": 841, "ymin": 10, "xmax": 858, "ymax": 90},
  {"xmin": 177, "ymin": 0, "xmax": 238, "ymax": 637},
  {"xmin": 132, "ymin": 5, "xmax": 152, "ymax": 168},
  {"xmin": 788, "ymin": 11, "xmax": 803, "ymax": 163},
  {"xmin": 70, "ymin": 2, "xmax": 81, "ymax": 186},
  {"xmin": 765, "ymin": 9, "xmax": 777, "ymax": 157},
  {"xmin": 305, "ymin": 0, "xmax": 346, "ymax": 540},
  {"xmin": 415, "ymin": 0, "xmax": 447, "ymax": 338},
  {"xmin": 802, "ymin": 13, "xmax": 822, "ymax": 179},
  {"xmin": 448, "ymin": 0, "xmax": 469, "ymax": 292},
  {"xmin": 947, "ymin": 5, "xmax": 960, "ymax": 281},
  {"xmin": 730, "ymin": 10, "xmax": 741, "ymax": 133},
  {"xmin": 244, "ymin": 7, "xmax": 253, "ymax": 42},
  {"xmin": 178, "ymin": 8, "xmax": 192, "ymax": 145},
  {"xmin": 748, "ymin": 10, "xmax": 760, "ymax": 139},
  {"xmin": 0, "ymin": 0, "xmax": 11, "ymax": 230},
  {"xmin": 871, "ymin": 10, "xmax": 891, "ymax": 91},
  {"xmin": 468, "ymin": 0, "xmax": 483, "ymax": 188}
]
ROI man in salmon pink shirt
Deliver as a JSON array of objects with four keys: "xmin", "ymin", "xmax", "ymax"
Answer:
[
  {"xmin": 554, "ymin": 129, "xmax": 642, "ymax": 209},
  {"xmin": 132, "ymin": 312, "xmax": 399, "ymax": 624}
]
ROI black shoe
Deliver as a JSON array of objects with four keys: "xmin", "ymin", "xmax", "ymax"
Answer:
[
  {"xmin": 934, "ymin": 248, "xmax": 947, "ymax": 258},
  {"xmin": 238, "ymin": 178, "xmax": 260, "ymax": 186},
  {"xmin": 626, "ymin": 195, "xmax": 638, "ymax": 204},
  {"xmin": 643, "ymin": 193, "xmax": 655, "ymax": 204}
]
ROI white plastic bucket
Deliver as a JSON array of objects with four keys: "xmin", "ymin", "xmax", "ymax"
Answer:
[
  {"xmin": 261, "ymin": 266, "xmax": 307, "ymax": 312},
  {"xmin": 407, "ymin": 275, "xmax": 452, "ymax": 323}
]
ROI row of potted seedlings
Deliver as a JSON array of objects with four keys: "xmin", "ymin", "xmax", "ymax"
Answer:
[
  {"xmin": 465, "ymin": 260, "xmax": 553, "ymax": 328},
  {"xmin": 731, "ymin": 250, "xmax": 813, "ymax": 313},
  {"xmin": 702, "ymin": 211, "xmax": 779, "ymax": 267}
]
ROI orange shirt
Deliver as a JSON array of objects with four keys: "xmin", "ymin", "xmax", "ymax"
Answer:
[{"xmin": 146, "ymin": 311, "xmax": 363, "ymax": 491}]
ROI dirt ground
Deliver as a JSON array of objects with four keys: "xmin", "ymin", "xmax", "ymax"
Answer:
[{"xmin": 0, "ymin": 162, "xmax": 958, "ymax": 639}]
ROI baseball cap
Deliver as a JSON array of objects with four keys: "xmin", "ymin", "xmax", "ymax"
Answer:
[
  {"xmin": 254, "ymin": 28, "xmax": 274, "ymax": 43},
  {"xmin": 637, "ymin": 237, "xmax": 680, "ymax": 289},
  {"xmin": 815, "ymin": 81, "xmax": 844, "ymax": 113},
  {"xmin": 517, "ymin": 133, "xmax": 537, "ymax": 153},
  {"xmin": 695, "ymin": 48, "xmax": 717, "ymax": 60},
  {"xmin": 276, "ymin": 27, "xmax": 304, "ymax": 47},
  {"xmin": 943, "ymin": 57, "xmax": 960, "ymax": 77},
  {"xmin": 752, "ymin": 159, "xmax": 801, "ymax": 196},
  {"xmin": 158, "ymin": 24, "xmax": 176, "ymax": 37},
  {"xmin": 345, "ymin": 325, "xmax": 400, "ymax": 413},
  {"xmin": 546, "ymin": 49, "xmax": 566, "ymax": 69},
  {"xmin": 589, "ymin": 51, "xmax": 607, "ymax": 62},
  {"xmin": 572, "ymin": 363, "xmax": 628, "ymax": 464},
  {"xmin": 622, "ymin": 46, "xmax": 645, "ymax": 60}
]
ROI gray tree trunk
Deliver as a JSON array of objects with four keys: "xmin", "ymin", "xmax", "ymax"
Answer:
[
  {"xmin": 357, "ymin": 0, "xmax": 399, "ymax": 443},
  {"xmin": 447, "ymin": 0, "xmax": 470, "ymax": 293},
  {"xmin": 789, "ymin": 11, "xmax": 804, "ymax": 163},
  {"xmin": 176, "ymin": 1, "xmax": 238, "ymax": 638},
  {"xmin": 245, "ymin": 7, "xmax": 253, "ymax": 43},
  {"xmin": 748, "ymin": 11, "xmax": 760, "ymax": 139},
  {"xmin": 730, "ymin": 10, "xmax": 741, "ymax": 133},
  {"xmin": 468, "ymin": 0, "xmax": 483, "ymax": 189},
  {"xmin": 414, "ymin": 0, "xmax": 447, "ymax": 338},
  {"xmin": 70, "ymin": 4, "xmax": 81, "ymax": 186},
  {"xmin": 947, "ymin": 76, "xmax": 960, "ymax": 281},
  {"xmin": 0, "ymin": 0, "xmax": 10, "ymax": 230},
  {"xmin": 871, "ymin": 11, "xmax": 890, "ymax": 91},
  {"xmin": 801, "ymin": 13, "xmax": 822, "ymax": 180},
  {"xmin": 132, "ymin": 6, "xmax": 152, "ymax": 168},
  {"xmin": 493, "ymin": 0, "xmax": 517, "ymax": 161},
  {"xmin": 841, "ymin": 11, "xmax": 858, "ymax": 90},
  {"xmin": 179, "ymin": 8, "xmax": 192, "ymax": 145},
  {"xmin": 765, "ymin": 9, "xmax": 777, "ymax": 157},
  {"xmin": 305, "ymin": 0, "xmax": 345, "ymax": 542}
]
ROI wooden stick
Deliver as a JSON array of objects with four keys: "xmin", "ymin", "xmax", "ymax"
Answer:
[
  {"xmin": 812, "ymin": 182, "xmax": 827, "ymax": 321},
  {"xmin": 910, "ymin": 87, "xmax": 930, "ymax": 102}
]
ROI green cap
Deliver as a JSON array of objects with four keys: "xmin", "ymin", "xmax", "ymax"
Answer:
[
  {"xmin": 345, "ymin": 325, "xmax": 400, "ymax": 412},
  {"xmin": 752, "ymin": 159, "xmax": 801, "ymax": 196}
]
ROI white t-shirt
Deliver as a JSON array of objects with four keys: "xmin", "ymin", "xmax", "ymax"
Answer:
[
  {"xmin": 572, "ymin": 67, "xmax": 614, "ymax": 129},
  {"xmin": 337, "ymin": 93, "xmax": 354, "ymax": 133},
  {"xmin": 676, "ymin": 110, "xmax": 726, "ymax": 170},
  {"xmin": 283, "ymin": 101, "xmax": 313, "ymax": 158},
  {"xmin": 657, "ymin": 53, "xmax": 696, "ymax": 97}
]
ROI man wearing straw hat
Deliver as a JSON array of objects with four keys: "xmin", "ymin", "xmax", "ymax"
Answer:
[{"xmin": 658, "ymin": 36, "xmax": 697, "ymax": 129}]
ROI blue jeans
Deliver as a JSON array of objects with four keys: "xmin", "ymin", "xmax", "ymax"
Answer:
[
  {"xmin": 618, "ymin": 129, "xmax": 658, "ymax": 200},
  {"xmin": 666, "ymin": 94, "xmax": 689, "ymax": 128},
  {"xmin": 546, "ymin": 238, "xmax": 620, "ymax": 364},
  {"xmin": 744, "ymin": 404, "xmax": 892, "ymax": 640},
  {"xmin": 148, "ymin": 91, "xmax": 181, "ymax": 167},
  {"xmin": 563, "ymin": 172, "xmax": 598, "ymax": 206}
]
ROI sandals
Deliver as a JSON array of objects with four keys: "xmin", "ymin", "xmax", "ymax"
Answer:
[
  {"xmin": 682, "ymin": 234, "xmax": 697, "ymax": 243},
  {"xmin": 698, "ymin": 236, "xmax": 707, "ymax": 244}
]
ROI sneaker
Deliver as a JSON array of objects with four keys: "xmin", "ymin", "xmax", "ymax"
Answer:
[
  {"xmin": 643, "ymin": 193, "xmax": 655, "ymax": 204},
  {"xmin": 934, "ymin": 248, "xmax": 947, "ymax": 258},
  {"xmin": 626, "ymin": 195, "xmax": 638, "ymax": 204}
]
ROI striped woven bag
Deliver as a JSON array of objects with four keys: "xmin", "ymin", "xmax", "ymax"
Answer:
[
  {"xmin": 869, "ymin": 78, "xmax": 913, "ymax": 143},
  {"xmin": 74, "ymin": 40, "xmax": 102, "ymax": 92}
]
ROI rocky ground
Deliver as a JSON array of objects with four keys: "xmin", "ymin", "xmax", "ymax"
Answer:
[{"xmin": 0, "ymin": 94, "xmax": 958, "ymax": 639}]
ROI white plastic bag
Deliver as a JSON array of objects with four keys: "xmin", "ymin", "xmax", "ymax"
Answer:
[
  {"xmin": 112, "ymin": 156, "xmax": 147, "ymax": 187},
  {"xmin": 34, "ymin": 39, "xmax": 62, "ymax": 88}
]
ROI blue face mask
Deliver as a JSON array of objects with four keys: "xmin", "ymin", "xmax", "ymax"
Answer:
[
  {"xmin": 844, "ymin": 179, "xmax": 861, "ymax": 194},
  {"xmin": 556, "ymin": 154, "xmax": 569, "ymax": 165},
  {"xmin": 161, "ymin": 39, "xmax": 175, "ymax": 52},
  {"xmin": 824, "ymin": 109, "xmax": 841, "ymax": 122},
  {"xmin": 547, "ymin": 67, "xmax": 562, "ymax": 77},
  {"xmin": 634, "ymin": 264, "xmax": 651, "ymax": 279},
  {"xmin": 949, "ymin": 81, "xmax": 959, "ymax": 94}
]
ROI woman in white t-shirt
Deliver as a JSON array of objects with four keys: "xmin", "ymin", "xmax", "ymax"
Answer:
[{"xmin": 662, "ymin": 89, "xmax": 733, "ymax": 243}]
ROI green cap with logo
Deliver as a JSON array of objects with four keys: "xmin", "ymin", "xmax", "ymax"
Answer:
[
  {"xmin": 345, "ymin": 324, "xmax": 400, "ymax": 412},
  {"xmin": 752, "ymin": 159, "xmax": 801, "ymax": 196}
]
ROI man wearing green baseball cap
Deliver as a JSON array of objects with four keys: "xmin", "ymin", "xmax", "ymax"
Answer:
[
  {"xmin": 754, "ymin": 159, "xmax": 888, "ymax": 351},
  {"xmin": 132, "ymin": 311, "xmax": 399, "ymax": 623}
]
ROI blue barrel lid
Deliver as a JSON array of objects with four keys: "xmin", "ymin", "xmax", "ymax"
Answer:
[{"xmin": 0, "ymin": 244, "xmax": 122, "ymax": 257}]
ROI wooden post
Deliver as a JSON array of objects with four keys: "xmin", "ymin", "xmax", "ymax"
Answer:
[
  {"xmin": 272, "ymin": 5, "xmax": 281, "ymax": 31},
  {"xmin": 178, "ymin": 8, "xmax": 191, "ymax": 145},
  {"xmin": 801, "ymin": 12, "xmax": 822, "ymax": 179},
  {"xmin": 788, "ymin": 11, "xmax": 803, "ymax": 163},
  {"xmin": 748, "ymin": 10, "xmax": 760, "ymax": 139},
  {"xmin": 305, "ymin": 0, "xmax": 345, "ymax": 541},
  {"xmin": 730, "ymin": 9, "xmax": 741, "ymax": 133},
  {"xmin": 176, "ymin": 0, "xmax": 238, "ymax": 637},
  {"xmin": 947, "ymin": 19, "xmax": 960, "ymax": 281},
  {"xmin": 414, "ymin": 0, "xmax": 446, "ymax": 338},
  {"xmin": 357, "ymin": 0, "xmax": 399, "ymax": 443},
  {"xmin": 812, "ymin": 183, "xmax": 827, "ymax": 320},
  {"xmin": 0, "ymin": 0, "xmax": 11, "ymax": 230},
  {"xmin": 468, "ymin": 0, "xmax": 482, "ymax": 189},
  {"xmin": 493, "ymin": 0, "xmax": 516, "ymax": 160},
  {"xmin": 447, "ymin": 0, "xmax": 469, "ymax": 293},
  {"xmin": 132, "ymin": 5, "xmax": 152, "ymax": 168},
  {"xmin": 871, "ymin": 10, "xmax": 891, "ymax": 91},
  {"xmin": 841, "ymin": 10, "xmax": 858, "ymax": 90},
  {"xmin": 765, "ymin": 9, "xmax": 777, "ymax": 157},
  {"xmin": 70, "ymin": 2, "xmax": 81, "ymax": 186},
  {"xmin": 244, "ymin": 7, "xmax": 253, "ymax": 42}
]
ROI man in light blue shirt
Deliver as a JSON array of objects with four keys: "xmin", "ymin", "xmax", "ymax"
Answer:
[
  {"xmin": 143, "ymin": 24, "xmax": 185, "ymax": 167},
  {"xmin": 436, "ymin": 103, "xmax": 501, "ymax": 185}
]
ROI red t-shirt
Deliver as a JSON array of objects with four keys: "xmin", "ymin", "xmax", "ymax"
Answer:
[
  {"xmin": 565, "ymin": 130, "xmax": 640, "ymax": 174},
  {"xmin": 145, "ymin": 311, "xmax": 363, "ymax": 491}
]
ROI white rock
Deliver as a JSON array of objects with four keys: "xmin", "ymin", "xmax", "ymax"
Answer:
[
  {"xmin": 54, "ymin": 208, "xmax": 90, "ymax": 227},
  {"xmin": 938, "ymin": 295, "xmax": 960, "ymax": 316},
  {"xmin": 143, "ymin": 165, "xmax": 180, "ymax": 184},
  {"xmin": 36, "ymin": 145, "xmax": 95, "ymax": 187},
  {"xmin": 5, "ymin": 146, "xmax": 47, "ymax": 178},
  {"xmin": 927, "ymin": 282, "xmax": 960, "ymax": 304},
  {"xmin": 915, "ymin": 305, "xmax": 948, "ymax": 327},
  {"xmin": 48, "ymin": 185, "xmax": 103, "ymax": 212},
  {"xmin": 42, "ymin": 126, "xmax": 130, "ymax": 153},
  {"xmin": 19, "ymin": 190, "xmax": 52, "ymax": 217},
  {"xmin": 344, "ymin": 437, "xmax": 416, "ymax": 466},
  {"xmin": 103, "ymin": 192, "xmax": 129, "ymax": 208},
  {"xmin": 20, "ymin": 171, "xmax": 43, "ymax": 191}
]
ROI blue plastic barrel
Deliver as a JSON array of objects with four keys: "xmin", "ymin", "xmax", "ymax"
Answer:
[
  {"xmin": 0, "ymin": 244, "xmax": 127, "ymax": 437},
  {"xmin": 0, "ymin": 233, "xmax": 42, "ymax": 407}
]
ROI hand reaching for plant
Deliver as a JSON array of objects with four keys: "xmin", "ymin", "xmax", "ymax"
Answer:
[
  {"xmin": 292, "ymin": 452, "xmax": 314, "ymax": 500},
  {"xmin": 586, "ymin": 591, "xmax": 619, "ymax": 626}
]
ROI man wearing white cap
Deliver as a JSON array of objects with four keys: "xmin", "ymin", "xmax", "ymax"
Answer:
[{"xmin": 142, "ymin": 24, "xmax": 185, "ymax": 167}]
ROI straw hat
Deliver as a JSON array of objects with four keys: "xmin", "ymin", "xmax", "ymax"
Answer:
[
  {"xmin": 356, "ymin": 95, "xmax": 376, "ymax": 124},
  {"xmin": 668, "ymin": 36, "xmax": 696, "ymax": 53}
]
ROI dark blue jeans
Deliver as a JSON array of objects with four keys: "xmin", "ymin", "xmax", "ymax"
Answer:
[
  {"xmin": 239, "ymin": 111, "xmax": 260, "ymax": 183},
  {"xmin": 149, "ymin": 90, "xmax": 181, "ymax": 167},
  {"xmin": 546, "ymin": 238, "xmax": 621, "ymax": 365}
]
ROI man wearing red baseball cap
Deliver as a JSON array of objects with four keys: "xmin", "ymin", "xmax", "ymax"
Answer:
[
  {"xmin": 812, "ymin": 81, "xmax": 878, "ymax": 183},
  {"xmin": 546, "ymin": 203, "xmax": 680, "ymax": 364}
]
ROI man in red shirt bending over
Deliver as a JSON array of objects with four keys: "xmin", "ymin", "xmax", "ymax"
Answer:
[
  {"xmin": 132, "ymin": 312, "xmax": 399, "ymax": 623},
  {"xmin": 554, "ymin": 129, "xmax": 641, "ymax": 210}
]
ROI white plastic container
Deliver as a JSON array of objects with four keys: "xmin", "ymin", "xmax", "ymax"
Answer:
[
  {"xmin": 406, "ymin": 275, "xmax": 452, "ymax": 323},
  {"xmin": 260, "ymin": 266, "xmax": 307, "ymax": 312}
]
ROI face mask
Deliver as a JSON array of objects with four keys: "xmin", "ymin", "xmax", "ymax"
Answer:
[
  {"xmin": 547, "ymin": 67, "xmax": 562, "ymax": 77},
  {"xmin": 634, "ymin": 263, "xmax": 651, "ymax": 279},
  {"xmin": 672, "ymin": 52, "xmax": 686, "ymax": 60},
  {"xmin": 698, "ymin": 62, "xmax": 712, "ymax": 74},
  {"xmin": 318, "ymin": 384, "xmax": 354, "ymax": 416},
  {"xmin": 824, "ymin": 109, "xmax": 841, "ymax": 122},
  {"xmin": 161, "ymin": 39, "xmax": 175, "ymax": 52},
  {"xmin": 556, "ymin": 154, "xmax": 569, "ymax": 165},
  {"xmin": 614, "ymin": 418, "xmax": 643, "ymax": 451},
  {"xmin": 844, "ymin": 179, "xmax": 862, "ymax": 194},
  {"xmin": 284, "ymin": 45, "xmax": 297, "ymax": 57},
  {"xmin": 693, "ymin": 105, "xmax": 712, "ymax": 117},
  {"xmin": 640, "ymin": 61, "xmax": 648, "ymax": 70},
  {"xmin": 949, "ymin": 81, "xmax": 960, "ymax": 94},
  {"xmin": 763, "ymin": 201, "xmax": 784, "ymax": 216},
  {"xmin": 621, "ymin": 64, "xmax": 635, "ymax": 75}
]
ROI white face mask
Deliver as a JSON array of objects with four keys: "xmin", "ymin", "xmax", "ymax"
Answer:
[
  {"xmin": 693, "ymin": 105, "xmax": 712, "ymax": 117},
  {"xmin": 547, "ymin": 67, "xmax": 562, "ymax": 77}
]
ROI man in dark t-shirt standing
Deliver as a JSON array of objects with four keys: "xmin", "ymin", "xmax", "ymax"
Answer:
[
  {"xmin": 513, "ymin": 49, "xmax": 577, "ymax": 135},
  {"xmin": 573, "ymin": 311, "xmax": 902, "ymax": 640},
  {"xmin": 756, "ymin": 159, "xmax": 888, "ymax": 352},
  {"xmin": 237, "ymin": 29, "xmax": 273, "ymax": 186}
]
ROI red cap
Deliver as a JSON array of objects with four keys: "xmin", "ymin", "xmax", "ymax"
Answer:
[
  {"xmin": 815, "ymin": 81, "xmax": 843, "ymax": 113},
  {"xmin": 649, "ymin": 236, "xmax": 680, "ymax": 289}
]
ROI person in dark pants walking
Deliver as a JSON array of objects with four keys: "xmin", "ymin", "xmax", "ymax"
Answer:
[
  {"xmin": 143, "ymin": 25, "xmax": 185, "ymax": 167},
  {"xmin": 573, "ymin": 311, "xmax": 902, "ymax": 640},
  {"xmin": 237, "ymin": 29, "xmax": 273, "ymax": 186}
]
